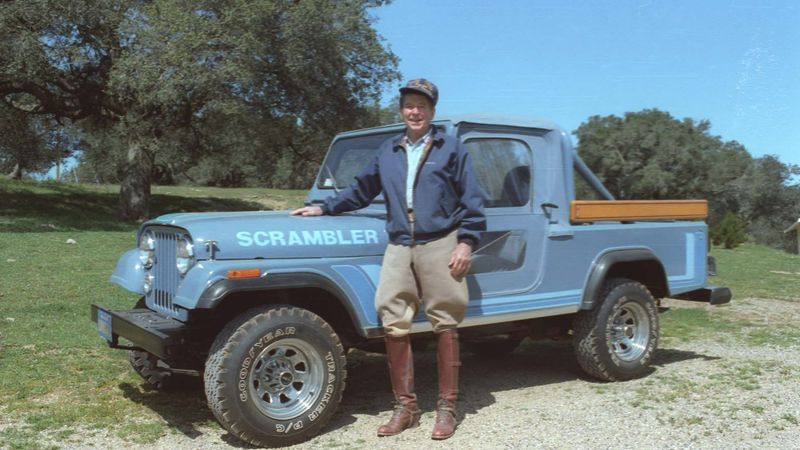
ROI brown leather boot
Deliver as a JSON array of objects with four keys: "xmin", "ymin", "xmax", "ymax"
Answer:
[
  {"xmin": 432, "ymin": 329, "xmax": 460, "ymax": 440},
  {"xmin": 377, "ymin": 335, "xmax": 421, "ymax": 436}
]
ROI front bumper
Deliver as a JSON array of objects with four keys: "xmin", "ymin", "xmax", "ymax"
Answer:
[
  {"xmin": 674, "ymin": 286, "xmax": 732, "ymax": 305},
  {"xmin": 90, "ymin": 304, "xmax": 190, "ymax": 361}
]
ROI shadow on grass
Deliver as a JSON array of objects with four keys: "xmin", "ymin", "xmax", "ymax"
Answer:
[
  {"xmin": 0, "ymin": 180, "xmax": 263, "ymax": 233},
  {"xmin": 118, "ymin": 381, "xmax": 256, "ymax": 448}
]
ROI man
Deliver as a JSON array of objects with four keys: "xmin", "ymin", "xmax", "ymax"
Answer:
[{"xmin": 291, "ymin": 78, "xmax": 485, "ymax": 440}]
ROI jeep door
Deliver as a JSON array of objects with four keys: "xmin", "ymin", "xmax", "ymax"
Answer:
[{"xmin": 457, "ymin": 124, "xmax": 555, "ymax": 318}]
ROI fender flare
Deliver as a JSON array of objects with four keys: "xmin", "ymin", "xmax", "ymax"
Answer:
[
  {"xmin": 580, "ymin": 248, "xmax": 668, "ymax": 310},
  {"xmin": 196, "ymin": 272, "xmax": 367, "ymax": 337}
]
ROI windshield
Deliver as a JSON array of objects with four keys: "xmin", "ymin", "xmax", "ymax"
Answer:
[{"xmin": 317, "ymin": 132, "xmax": 396, "ymax": 189}]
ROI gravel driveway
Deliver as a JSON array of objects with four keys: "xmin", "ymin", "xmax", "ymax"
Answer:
[{"xmin": 32, "ymin": 298, "xmax": 800, "ymax": 449}]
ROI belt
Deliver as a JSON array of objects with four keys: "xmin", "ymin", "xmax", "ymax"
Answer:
[{"xmin": 407, "ymin": 209, "xmax": 415, "ymax": 223}]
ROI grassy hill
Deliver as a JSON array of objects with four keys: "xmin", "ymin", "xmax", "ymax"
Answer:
[{"xmin": 0, "ymin": 177, "xmax": 307, "ymax": 232}]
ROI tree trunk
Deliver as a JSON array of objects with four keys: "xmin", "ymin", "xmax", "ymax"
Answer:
[
  {"xmin": 9, "ymin": 163, "xmax": 22, "ymax": 180},
  {"xmin": 119, "ymin": 140, "xmax": 153, "ymax": 222}
]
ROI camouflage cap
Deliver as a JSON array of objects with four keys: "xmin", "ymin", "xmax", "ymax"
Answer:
[{"xmin": 399, "ymin": 78, "xmax": 438, "ymax": 106}]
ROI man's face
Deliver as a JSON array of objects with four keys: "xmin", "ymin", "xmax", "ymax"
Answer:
[{"xmin": 401, "ymin": 93, "xmax": 435, "ymax": 139}]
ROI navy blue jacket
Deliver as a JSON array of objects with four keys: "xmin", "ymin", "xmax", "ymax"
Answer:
[{"xmin": 322, "ymin": 127, "xmax": 486, "ymax": 247}]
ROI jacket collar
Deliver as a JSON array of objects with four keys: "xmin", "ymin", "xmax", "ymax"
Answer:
[{"xmin": 392, "ymin": 125, "xmax": 444, "ymax": 151}]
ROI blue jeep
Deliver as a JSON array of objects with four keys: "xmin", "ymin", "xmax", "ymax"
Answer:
[{"xmin": 92, "ymin": 115, "xmax": 730, "ymax": 447}]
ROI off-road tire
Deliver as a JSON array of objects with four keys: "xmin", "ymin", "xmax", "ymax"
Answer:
[
  {"xmin": 204, "ymin": 306, "xmax": 347, "ymax": 447},
  {"xmin": 128, "ymin": 350, "xmax": 197, "ymax": 391},
  {"xmin": 127, "ymin": 298, "xmax": 196, "ymax": 391},
  {"xmin": 573, "ymin": 278, "xmax": 659, "ymax": 381}
]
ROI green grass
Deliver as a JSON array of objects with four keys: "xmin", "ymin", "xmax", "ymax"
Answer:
[
  {"xmin": 660, "ymin": 307, "xmax": 739, "ymax": 342},
  {"xmin": 0, "ymin": 178, "xmax": 306, "ymax": 448},
  {"xmin": 710, "ymin": 243, "xmax": 800, "ymax": 301},
  {"xmin": 661, "ymin": 305, "xmax": 800, "ymax": 348},
  {"xmin": 0, "ymin": 177, "xmax": 798, "ymax": 447},
  {"xmin": 662, "ymin": 241, "xmax": 799, "ymax": 348}
]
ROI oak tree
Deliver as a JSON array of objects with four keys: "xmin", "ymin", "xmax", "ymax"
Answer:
[{"xmin": 1, "ymin": 0, "xmax": 399, "ymax": 219}]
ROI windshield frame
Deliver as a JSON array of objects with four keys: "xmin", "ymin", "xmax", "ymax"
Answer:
[{"xmin": 316, "ymin": 130, "xmax": 398, "ymax": 190}]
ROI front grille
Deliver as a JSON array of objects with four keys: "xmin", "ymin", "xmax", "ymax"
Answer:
[{"xmin": 146, "ymin": 227, "xmax": 183, "ymax": 316}]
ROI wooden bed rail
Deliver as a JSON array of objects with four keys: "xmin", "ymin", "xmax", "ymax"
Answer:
[{"xmin": 570, "ymin": 200, "xmax": 708, "ymax": 223}]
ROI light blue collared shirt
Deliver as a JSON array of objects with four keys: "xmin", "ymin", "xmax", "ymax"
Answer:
[{"xmin": 404, "ymin": 129, "xmax": 432, "ymax": 209}]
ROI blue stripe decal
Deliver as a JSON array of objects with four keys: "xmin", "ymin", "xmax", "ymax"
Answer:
[
  {"xmin": 465, "ymin": 289, "xmax": 582, "ymax": 316},
  {"xmin": 668, "ymin": 232, "xmax": 695, "ymax": 282},
  {"xmin": 332, "ymin": 265, "xmax": 379, "ymax": 327},
  {"xmin": 360, "ymin": 264, "xmax": 382, "ymax": 287}
]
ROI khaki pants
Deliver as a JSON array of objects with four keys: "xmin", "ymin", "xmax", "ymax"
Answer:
[{"xmin": 375, "ymin": 231, "xmax": 468, "ymax": 336}]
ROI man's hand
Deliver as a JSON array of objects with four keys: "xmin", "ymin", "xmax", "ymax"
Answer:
[
  {"xmin": 448, "ymin": 242, "xmax": 473, "ymax": 278},
  {"xmin": 290, "ymin": 206, "xmax": 323, "ymax": 216}
]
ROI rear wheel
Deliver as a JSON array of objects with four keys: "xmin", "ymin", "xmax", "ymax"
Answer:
[
  {"xmin": 204, "ymin": 306, "xmax": 346, "ymax": 447},
  {"xmin": 573, "ymin": 278, "xmax": 659, "ymax": 381}
]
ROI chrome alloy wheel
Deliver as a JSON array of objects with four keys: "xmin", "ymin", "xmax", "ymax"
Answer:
[
  {"xmin": 609, "ymin": 301, "xmax": 650, "ymax": 362},
  {"xmin": 248, "ymin": 338, "xmax": 324, "ymax": 420}
]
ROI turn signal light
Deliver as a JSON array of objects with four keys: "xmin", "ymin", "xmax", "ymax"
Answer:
[{"xmin": 227, "ymin": 269, "xmax": 261, "ymax": 279}]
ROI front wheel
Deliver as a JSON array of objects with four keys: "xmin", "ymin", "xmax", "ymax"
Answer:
[
  {"xmin": 204, "ymin": 306, "xmax": 346, "ymax": 447},
  {"xmin": 573, "ymin": 278, "xmax": 659, "ymax": 381}
]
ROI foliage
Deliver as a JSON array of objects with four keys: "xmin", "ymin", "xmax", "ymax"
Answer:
[
  {"xmin": 710, "ymin": 212, "xmax": 748, "ymax": 249},
  {"xmin": 0, "ymin": 103, "xmax": 43, "ymax": 178},
  {"xmin": 0, "ymin": 0, "xmax": 400, "ymax": 219},
  {"xmin": 377, "ymin": 95, "xmax": 403, "ymax": 124},
  {"xmin": 0, "ymin": 102, "xmax": 79, "ymax": 180},
  {"xmin": 730, "ymin": 156, "xmax": 800, "ymax": 249},
  {"xmin": 574, "ymin": 109, "xmax": 800, "ymax": 249},
  {"xmin": 574, "ymin": 110, "xmax": 717, "ymax": 200}
]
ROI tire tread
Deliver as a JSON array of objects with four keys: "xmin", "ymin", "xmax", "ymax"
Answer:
[
  {"xmin": 573, "ymin": 278, "xmax": 658, "ymax": 382},
  {"xmin": 204, "ymin": 306, "xmax": 346, "ymax": 447}
]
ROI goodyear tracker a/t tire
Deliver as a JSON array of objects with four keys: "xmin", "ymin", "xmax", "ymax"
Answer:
[
  {"xmin": 573, "ymin": 278, "xmax": 659, "ymax": 381},
  {"xmin": 204, "ymin": 306, "xmax": 346, "ymax": 447}
]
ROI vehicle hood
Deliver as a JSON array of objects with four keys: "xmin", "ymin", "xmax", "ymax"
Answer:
[{"xmin": 144, "ymin": 210, "xmax": 388, "ymax": 259}]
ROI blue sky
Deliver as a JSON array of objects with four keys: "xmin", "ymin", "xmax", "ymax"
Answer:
[{"xmin": 371, "ymin": 0, "xmax": 800, "ymax": 167}]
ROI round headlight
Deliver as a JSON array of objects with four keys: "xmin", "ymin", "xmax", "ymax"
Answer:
[
  {"xmin": 176, "ymin": 236, "xmax": 195, "ymax": 276},
  {"xmin": 138, "ymin": 231, "xmax": 156, "ymax": 268},
  {"xmin": 143, "ymin": 273, "xmax": 154, "ymax": 294}
]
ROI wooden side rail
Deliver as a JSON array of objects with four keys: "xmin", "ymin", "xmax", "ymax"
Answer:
[{"xmin": 570, "ymin": 200, "xmax": 708, "ymax": 223}]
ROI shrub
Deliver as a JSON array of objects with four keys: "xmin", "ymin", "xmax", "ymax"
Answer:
[{"xmin": 711, "ymin": 212, "xmax": 748, "ymax": 249}]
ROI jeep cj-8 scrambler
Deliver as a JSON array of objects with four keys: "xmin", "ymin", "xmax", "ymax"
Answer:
[{"xmin": 92, "ymin": 116, "xmax": 731, "ymax": 447}]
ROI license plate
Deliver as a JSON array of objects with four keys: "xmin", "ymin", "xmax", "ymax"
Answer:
[{"xmin": 97, "ymin": 309, "xmax": 113, "ymax": 342}]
